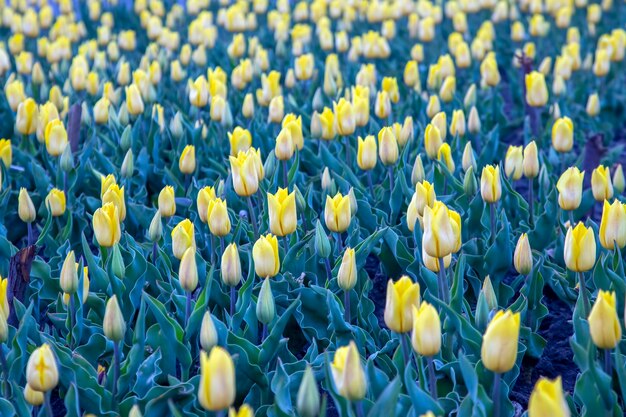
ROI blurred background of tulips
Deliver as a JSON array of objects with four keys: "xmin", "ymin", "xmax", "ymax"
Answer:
[{"xmin": 0, "ymin": 0, "xmax": 624, "ymax": 416}]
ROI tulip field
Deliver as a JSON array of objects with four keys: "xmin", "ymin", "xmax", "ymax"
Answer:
[{"xmin": 1, "ymin": 0, "xmax": 626, "ymax": 416}]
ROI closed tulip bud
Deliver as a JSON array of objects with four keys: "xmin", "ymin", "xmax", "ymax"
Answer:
[
  {"xmin": 528, "ymin": 377, "xmax": 570, "ymax": 417},
  {"xmin": 119, "ymin": 150, "xmax": 134, "ymax": 179},
  {"xmin": 314, "ymin": 220, "xmax": 331, "ymax": 258},
  {"xmin": 348, "ymin": 188, "xmax": 358, "ymax": 216},
  {"xmin": 242, "ymin": 93, "xmax": 255, "ymax": 119},
  {"xmin": 464, "ymin": 166, "xmax": 478, "ymax": 196},
  {"xmin": 179, "ymin": 145, "xmax": 196, "ymax": 175},
  {"xmin": 425, "ymin": 95, "xmax": 441, "ymax": 119},
  {"xmin": 229, "ymin": 405, "xmax": 254, "ymax": 417},
  {"xmin": 0, "ymin": 276, "xmax": 8, "ymax": 319},
  {"xmin": 228, "ymin": 127, "xmax": 252, "ymax": 156},
  {"xmin": 438, "ymin": 143, "xmax": 455, "ymax": 173},
  {"xmin": 221, "ymin": 243, "xmax": 242, "ymax": 287},
  {"xmin": 129, "ymin": 405, "xmax": 143, "ymax": 417},
  {"xmin": 591, "ymin": 165, "xmax": 613, "ymax": 201},
  {"xmin": 110, "ymin": 244, "xmax": 125, "ymax": 280},
  {"xmin": 552, "ymin": 117, "xmax": 574, "ymax": 153},
  {"xmin": 0, "ymin": 313, "xmax": 6, "ymax": 343},
  {"xmin": 588, "ymin": 290, "xmax": 621, "ymax": 349},
  {"xmin": 45, "ymin": 188, "xmax": 66, "ymax": 217},
  {"xmin": 125, "ymin": 84, "xmax": 145, "ymax": 115},
  {"xmin": 423, "ymin": 201, "xmax": 462, "ymax": 258},
  {"xmin": 593, "ymin": 49, "xmax": 610, "ymax": 77},
  {"xmin": 256, "ymin": 278, "xmax": 275, "ymax": 325},
  {"xmin": 171, "ymin": 219, "xmax": 195, "ymax": 260},
  {"xmin": 268, "ymin": 96, "xmax": 284, "ymax": 124},
  {"xmin": 16, "ymin": 98, "xmax": 38, "ymax": 135},
  {"xmin": 295, "ymin": 54, "xmax": 314, "ymax": 81},
  {"xmin": 599, "ymin": 200, "xmax": 626, "ymax": 249},
  {"xmin": 200, "ymin": 312, "xmax": 218, "ymax": 352},
  {"xmin": 481, "ymin": 310, "xmax": 520, "ymax": 373},
  {"xmin": 466, "ymin": 107, "xmax": 480, "ymax": 135},
  {"xmin": 412, "ymin": 155, "xmax": 425, "ymax": 186},
  {"xmin": 274, "ymin": 128, "xmax": 294, "ymax": 161},
  {"xmin": 374, "ymin": 91, "xmax": 391, "ymax": 119},
  {"xmin": 93, "ymin": 97, "xmax": 110, "ymax": 125},
  {"xmin": 614, "ymin": 164, "xmax": 625, "ymax": 194},
  {"xmin": 179, "ymin": 248, "xmax": 198, "ymax": 293},
  {"xmin": 522, "ymin": 141, "xmax": 539, "ymax": 178},
  {"xmin": 424, "ymin": 124, "xmax": 443, "ymax": 159},
  {"xmin": 60, "ymin": 251, "xmax": 78, "ymax": 294},
  {"xmin": 480, "ymin": 53, "xmax": 501, "ymax": 87},
  {"xmin": 148, "ymin": 211, "xmax": 162, "ymax": 242},
  {"xmin": 384, "ymin": 276, "xmax": 420, "ymax": 333},
  {"xmin": 331, "ymin": 341, "xmax": 367, "ymax": 401},
  {"xmin": 464, "ymin": 85, "xmax": 477, "ymax": 110},
  {"xmin": 404, "ymin": 61, "xmax": 419, "ymax": 87},
  {"xmin": 557, "ymin": 168, "xmax": 584, "ymax": 210},
  {"xmin": 103, "ymin": 295, "xmax": 125, "ymax": 342},
  {"xmin": 514, "ymin": 234, "xmax": 533, "ymax": 275},
  {"xmin": 525, "ymin": 71, "xmax": 549, "ymax": 107},
  {"xmin": 337, "ymin": 248, "xmax": 357, "ymax": 291},
  {"xmin": 505, "ymin": 145, "xmax": 523, "ymax": 180},
  {"xmin": 378, "ymin": 127, "xmax": 399, "ymax": 166},
  {"xmin": 586, "ymin": 93, "xmax": 600, "ymax": 117},
  {"xmin": 481, "ymin": 165, "xmax": 502, "ymax": 203},
  {"xmin": 0, "ymin": 139, "xmax": 11, "ymax": 168},
  {"xmin": 297, "ymin": 365, "xmax": 320, "ymax": 417},
  {"xmin": 198, "ymin": 347, "xmax": 235, "ymax": 411},
  {"xmin": 411, "ymin": 302, "xmax": 441, "ymax": 356},
  {"xmin": 267, "ymin": 188, "xmax": 297, "ymax": 236},
  {"xmin": 334, "ymin": 99, "xmax": 356, "ymax": 136},
  {"xmin": 44, "ymin": 119, "xmax": 68, "ymax": 157},
  {"xmin": 450, "ymin": 110, "xmax": 466, "ymax": 139},
  {"xmin": 158, "ymin": 186, "xmax": 176, "ymax": 217},
  {"xmin": 18, "ymin": 188, "xmax": 36, "ymax": 224},
  {"xmin": 24, "ymin": 384, "xmax": 44, "ymax": 406},
  {"xmin": 324, "ymin": 193, "xmax": 351, "ymax": 233},
  {"xmin": 26, "ymin": 344, "xmax": 58, "ymax": 392},
  {"xmin": 229, "ymin": 150, "xmax": 261, "ymax": 197},
  {"xmin": 564, "ymin": 222, "xmax": 596, "ymax": 272},
  {"xmin": 253, "ymin": 234, "xmax": 280, "ymax": 278},
  {"xmin": 321, "ymin": 168, "xmax": 332, "ymax": 192},
  {"xmin": 357, "ymin": 136, "xmax": 377, "ymax": 171},
  {"xmin": 439, "ymin": 76, "xmax": 456, "ymax": 103},
  {"xmin": 462, "ymin": 142, "xmax": 477, "ymax": 173}
]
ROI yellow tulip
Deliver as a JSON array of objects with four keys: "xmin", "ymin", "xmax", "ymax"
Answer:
[
  {"xmin": 404, "ymin": 60, "xmax": 419, "ymax": 87},
  {"xmin": 44, "ymin": 119, "xmax": 68, "ymax": 157},
  {"xmin": 331, "ymin": 341, "xmax": 367, "ymax": 401},
  {"xmin": 357, "ymin": 135, "xmax": 377, "ymax": 171},
  {"xmin": 158, "ymin": 185, "xmax": 176, "ymax": 217},
  {"xmin": 24, "ymin": 384, "xmax": 44, "ymax": 406},
  {"xmin": 171, "ymin": 218, "xmax": 195, "ymax": 260},
  {"xmin": 26, "ymin": 344, "xmax": 59, "ymax": 392},
  {"xmin": 197, "ymin": 186, "xmax": 216, "ymax": 224},
  {"xmin": 614, "ymin": 164, "xmax": 625, "ymax": 194},
  {"xmin": 319, "ymin": 107, "xmax": 336, "ymax": 140},
  {"xmin": 557, "ymin": 167, "xmax": 584, "ymax": 210},
  {"xmin": 599, "ymin": 200, "xmax": 626, "ymax": 249},
  {"xmin": 523, "ymin": 141, "xmax": 539, "ymax": 179},
  {"xmin": 450, "ymin": 110, "xmax": 466, "ymax": 138},
  {"xmin": 125, "ymin": 84, "xmax": 145, "ymax": 115},
  {"xmin": 505, "ymin": 145, "xmax": 523, "ymax": 180},
  {"xmin": 468, "ymin": 106, "xmax": 481, "ymax": 134},
  {"xmin": 274, "ymin": 128, "xmax": 294, "ymax": 161},
  {"xmin": 423, "ymin": 201, "xmax": 461, "ymax": 258},
  {"xmin": 480, "ymin": 53, "xmax": 500, "ymax": 87},
  {"xmin": 338, "ymin": 247, "xmax": 357, "ymax": 291},
  {"xmin": 551, "ymin": 117, "xmax": 574, "ymax": 153},
  {"xmin": 514, "ymin": 233, "xmax": 533, "ymax": 275},
  {"xmin": 282, "ymin": 114, "xmax": 304, "ymax": 150},
  {"xmin": 268, "ymin": 96, "xmax": 284, "ymax": 124},
  {"xmin": 179, "ymin": 247, "xmax": 198, "ymax": 293},
  {"xmin": 242, "ymin": 93, "xmax": 255, "ymax": 118},
  {"xmin": 0, "ymin": 277, "xmax": 8, "ymax": 319},
  {"xmin": 228, "ymin": 127, "xmax": 252, "ymax": 156},
  {"xmin": 438, "ymin": 143, "xmax": 455, "ymax": 173},
  {"xmin": 0, "ymin": 139, "xmax": 12, "ymax": 168},
  {"xmin": 46, "ymin": 188, "xmax": 66, "ymax": 217},
  {"xmin": 229, "ymin": 149, "xmax": 261, "ymax": 197},
  {"xmin": 528, "ymin": 377, "xmax": 570, "ymax": 417},
  {"xmin": 221, "ymin": 243, "xmax": 242, "ymax": 287},
  {"xmin": 37, "ymin": 102, "xmax": 60, "ymax": 144},
  {"xmin": 593, "ymin": 49, "xmax": 610, "ymax": 77},
  {"xmin": 481, "ymin": 310, "xmax": 521, "ymax": 373},
  {"xmin": 586, "ymin": 93, "xmax": 600, "ymax": 117},
  {"xmin": 103, "ymin": 295, "xmax": 126, "ymax": 341},
  {"xmin": 94, "ymin": 97, "xmax": 110, "ymax": 124},
  {"xmin": 229, "ymin": 404, "xmax": 255, "ymax": 417},
  {"xmin": 439, "ymin": 76, "xmax": 456, "ymax": 103},
  {"xmin": 198, "ymin": 347, "xmax": 236, "ymax": 411},
  {"xmin": 295, "ymin": 53, "xmax": 314, "ymax": 80},
  {"xmin": 374, "ymin": 90, "xmax": 391, "ymax": 119},
  {"xmin": 384, "ymin": 276, "xmax": 421, "ymax": 333},
  {"xmin": 93, "ymin": 203, "xmax": 121, "ymax": 248},
  {"xmin": 426, "ymin": 95, "xmax": 440, "ymax": 120},
  {"xmin": 411, "ymin": 302, "xmax": 441, "ymax": 356},
  {"xmin": 525, "ymin": 71, "xmax": 549, "ymax": 107},
  {"xmin": 208, "ymin": 198, "xmax": 231, "ymax": 237},
  {"xmin": 267, "ymin": 188, "xmax": 297, "ymax": 237},
  {"xmin": 352, "ymin": 86, "xmax": 370, "ymax": 127},
  {"xmin": 480, "ymin": 165, "xmax": 502, "ymax": 203},
  {"xmin": 324, "ymin": 193, "xmax": 351, "ymax": 233},
  {"xmin": 424, "ymin": 124, "xmax": 443, "ymax": 160},
  {"xmin": 16, "ymin": 98, "xmax": 38, "ymax": 135},
  {"xmin": 564, "ymin": 222, "xmax": 596, "ymax": 272},
  {"xmin": 253, "ymin": 234, "xmax": 280, "ymax": 278},
  {"xmin": 377, "ymin": 127, "xmax": 399, "ymax": 166},
  {"xmin": 102, "ymin": 184, "xmax": 126, "ymax": 221},
  {"xmin": 588, "ymin": 290, "xmax": 621, "ymax": 349},
  {"xmin": 591, "ymin": 165, "xmax": 613, "ymax": 201},
  {"xmin": 18, "ymin": 188, "xmax": 36, "ymax": 223},
  {"xmin": 179, "ymin": 145, "xmax": 196, "ymax": 175}
]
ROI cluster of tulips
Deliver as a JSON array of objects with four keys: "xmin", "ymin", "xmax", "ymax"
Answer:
[{"xmin": 0, "ymin": 0, "xmax": 625, "ymax": 416}]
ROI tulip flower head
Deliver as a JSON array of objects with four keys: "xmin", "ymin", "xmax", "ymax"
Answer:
[
  {"xmin": 564, "ymin": 222, "xmax": 596, "ymax": 272},
  {"xmin": 331, "ymin": 341, "xmax": 367, "ymax": 401},
  {"xmin": 198, "ymin": 347, "xmax": 236, "ymax": 411},
  {"xmin": 324, "ymin": 193, "xmax": 351, "ymax": 233},
  {"xmin": 423, "ymin": 201, "xmax": 461, "ymax": 259},
  {"xmin": 267, "ymin": 188, "xmax": 297, "ymax": 236},
  {"xmin": 253, "ymin": 234, "xmax": 280, "ymax": 278},
  {"xmin": 481, "ymin": 165, "xmax": 502, "ymax": 204},
  {"xmin": 384, "ymin": 276, "xmax": 421, "ymax": 333},
  {"xmin": 26, "ymin": 344, "xmax": 59, "ymax": 392},
  {"xmin": 588, "ymin": 290, "xmax": 621, "ymax": 349},
  {"xmin": 411, "ymin": 302, "xmax": 441, "ymax": 356},
  {"xmin": 599, "ymin": 200, "xmax": 626, "ymax": 249},
  {"xmin": 528, "ymin": 377, "xmax": 570, "ymax": 417},
  {"xmin": 481, "ymin": 310, "xmax": 520, "ymax": 373}
]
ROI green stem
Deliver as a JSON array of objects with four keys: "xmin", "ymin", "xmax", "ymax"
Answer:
[
  {"xmin": 344, "ymin": 289, "xmax": 351, "ymax": 323},
  {"xmin": 492, "ymin": 372, "xmax": 502, "ymax": 417},
  {"xmin": 0, "ymin": 344, "xmax": 8, "ymax": 398},
  {"xmin": 44, "ymin": 391, "xmax": 53, "ymax": 417},
  {"xmin": 489, "ymin": 203, "xmax": 496, "ymax": 245},
  {"xmin": 388, "ymin": 166, "xmax": 395, "ymax": 191},
  {"xmin": 247, "ymin": 196, "xmax": 259, "ymax": 239},
  {"xmin": 528, "ymin": 178, "xmax": 534, "ymax": 227},
  {"xmin": 112, "ymin": 341, "xmax": 120, "ymax": 410},
  {"xmin": 355, "ymin": 401, "xmax": 366, "ymax": 417},
  {"xmin": 69, "ymin": 295, "xmax": 75, "ymax": 348},
  {"xmin": 185, "ymin": 291, "xmax": 192, "ymax": 328},
  {"xmin": 282, "ymin": 159, "xmax": 289, "ymax": 188},
  {"xmin": 400, "ymin": 333, "xmax": 410, "ymax": 368},
  {"xmin": 578, "ymin": 271, "xmax": 591, "ymax": 317},
  {"xmin": 27, "ymin": 222, "xmax": 34, "ymax": 246},
  {"xmin": 230, "ymin": 286, "xmax": 236, "ymax": 317},
  {"xmin": 438, "ymin": 257, "xmax": 449, "ymax": 304},
  {"xmin": 604, "ymin": 349, "xmax": 612, "ymax": 376},
  {"xmin": 427, "ymin": 356, "xmax": 438, "ymax": 399}
]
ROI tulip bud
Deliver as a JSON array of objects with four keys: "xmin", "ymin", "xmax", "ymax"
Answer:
[
  {"xmin": 588, "ymin": 290, "xmax": 621, "ymax": 349},
  {"xmin": 221, "ymin": 243, "xmax": 242, "ymax": 287},
  {"xmin": 46, "ymin": 188, "xmax": 66, "ymax": 217},
  {"xmin": 464, "ymin": 166, "xmax": 478, "ymax": 196},
  {"xmin": 557, "ymin": 167, "xmax": 584, "ymax": 211},
  {"xmin": 357, "ymin": 136, "xmax": 377, "ymax": 171},
  {"xmin": 481, "ymin": 310, "xmax": 520, "ymax": 373},
  {"xmin": 60, "ymin": 145, "xmax": 74, "ymax": 173},
  {"xmin": 0, "ymin": 313, "xmax": 7, "ymax": 343},
  {"xmin": 564, "ymin": 222, "xmax": 596, "ymax": 272},
  {"xmin": 613, "ymin": 164, "xmax": 625, "ymax": 194},
  {"xmin": 425, "ymin": 95, "xmax": 440, "ymax": 119},
  {"xmin": 591, "ymin": 165, "xmax": 614, "ymax": 202},
  {"xmin": 464, "ymin": 84, "xmax": 477, "ymax": 109},
  {"xmin": 149, "ymin": 211, "xmax": 162, "ymax": 242},
  {"xmin": 586, "ymin": 93, "xmax": 600, "ymax": 117},
  {"xmin": 384, "ymin": 276, "xmax": 421, "ymax": 333},
  {"xmin": 200, "ymin": 312, "xmax": 218, "ymax": 352},
  {"xmin": 256, "ymin": 278, "xmax": 275, "ymax": 325},
  {"xmin": 198, "ymin": 347, "xmax": 235, "ymax": 411},
  {"xmin": 315, "ymin": 220, "xmax": 331, "ymax": 259},
  {"xmin": 26, "ymin": 344, "xmax": 59, "ymax": 392},
  {"xmin": 179, "ymin": 145, "xmax": 196, "ymax": 175},
  {"xmin": 171, "ymin": 219, "xmax": 195, "ymax": 260},
  {"xmin": 129, "ymin": 405, "xmax": 143, "ymax": 417},
  {"xmin": 528, "ymin": 377, "xmax": 570, "ymax": 417},
  {"xmin": 468, "ymin": 106, "xmax": 481, "ymax": 134},
  {"xmin": 242, "ymin": 93, "xmax": 255, "ymax": 118},
  {"xmin": 111, "ymin": 244, "xmax": 125, "ymax": 279},
  {"xmin": 253, "ymin": 234, "xmax": 280, "ymax": 278},
  {"xmin": 411, "ymin": 302, "xmax": 441, "ymax": 356},
  {"xmin": 158, "ymin": 185, "xmax": 176, "ymax": 217},
  {"xmin": 121, "ymin": 149, "xmax": 134, "ymax": 178},
  {"xmin": 522, "ymin": 141, "xmax": 539, "ymax": 179},
  {"xmin": 103, "ymin": 295, "xmax": 126, "ymax": 342},
  {"xmin": 424, "ymin": 124, "xmax": 443, "ymax": 160},
  {"xmin": 552, "ymin": 116, "xmax": 574, "ymax": 153},
  {"xmin": 60, "ymin": 251, "xmax": 78, "ymax": 294},
  {"xmin": 18, "ymin": 188, "xmax": 37, "ymax": 224},
  {"xmin": 481, "ymin": 165, "xmax": 502, "ymax": 203},
  {"xmin": 599, "ymin": 200, "xmax": 626, "ymax": 249},
  {"xmin": 297, "ymin": 365, "xmax": 320, "ymax": 417},
  {"xmin": 331, "ymin": 341, "xmax": 367, "ymax": 401},
  {"xmin": 324, "ymin": 193, "xmax": 351, "ymax": 233},
  {"xmin": 411, "ymin": 155, "xmax": 425, "ymax": 186},
  {"xmin": 505, "ymin": 145, "xmax": 523, "ymax": 180},
  {"xmin": 24, "ymin": 384, "xmax": 44, "ymax": 406},
  {"xmin": 274, "ymin": 128, "xmax": 294, "ymax": 161},
  {"xmin": 337, "ymin": 248, "xmax": 357, "ymax": 291},
  {"xmin": 514, "ymin": 234, "xmax": 533, "ymax": 275},
  {"xmin": 179, "ymin": 248, "xmax": 198, "ymax": 293},
  {"xmin": 462, "ymin": 142, "xmax": 477, "ymax": 173}
]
